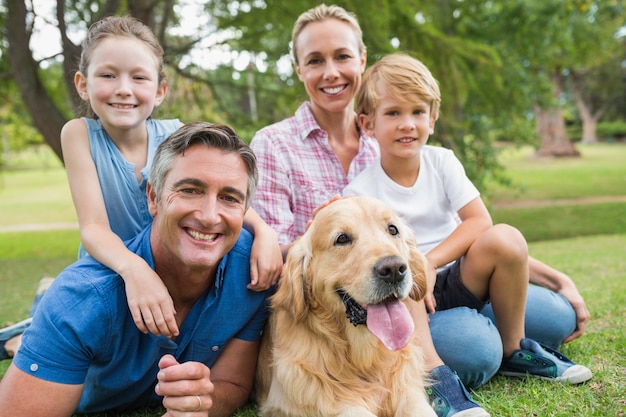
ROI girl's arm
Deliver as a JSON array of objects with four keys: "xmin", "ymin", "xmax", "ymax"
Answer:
[
  {"xmin": 243, "ymin": 208, "xmax": 282, "ymax": 290},
  {"xmin": 61, "ymin": 119, "xmax": 178, "ymax": 338}
]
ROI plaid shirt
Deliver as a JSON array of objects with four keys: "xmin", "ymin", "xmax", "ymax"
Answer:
[{"xmin": 250, "ymin": 102, "xmax": 379, "ymax": 244}]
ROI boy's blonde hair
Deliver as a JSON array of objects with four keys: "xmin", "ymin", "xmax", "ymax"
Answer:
[
  {"xmin": 357, "ymin": 53, "xmax": 441, "ymax": 120},
  {"xmin": 291, "ymin": 3, "xmax": 365, "ymax": 64}
]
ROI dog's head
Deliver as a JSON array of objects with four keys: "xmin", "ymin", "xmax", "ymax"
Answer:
[{"xmin": 272, "ymin": 196, "xmax": 427, "ymax": 351}]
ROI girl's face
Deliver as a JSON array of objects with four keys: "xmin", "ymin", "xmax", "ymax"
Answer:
[
  {"xmin": 75, "ymin": 36, "xmax": 166, "ymax": 131},
  {"xmin": 359, "ymin": 92, "xmax": 436, "ymax": 162},
  {"xmin": 294, "ymin": 18, "xmax": 366, "ymax": 115}
]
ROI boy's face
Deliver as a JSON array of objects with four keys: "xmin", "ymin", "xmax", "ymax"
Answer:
[{"xmin": 359, "ymin": 93, "xmax": 436, "ymax": 162}]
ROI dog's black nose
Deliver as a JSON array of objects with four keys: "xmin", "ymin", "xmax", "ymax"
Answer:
[{"xmin": 374, "ymin": 256, "xmax": 408, "ymax": 284}]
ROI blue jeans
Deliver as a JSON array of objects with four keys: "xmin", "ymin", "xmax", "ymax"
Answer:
[{"xmin": 429, "ymin": 285, "xmax": 576, "ymax": 390}]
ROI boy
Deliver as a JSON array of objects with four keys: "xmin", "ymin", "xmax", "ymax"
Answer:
[{"xmin": 344, "ymin": 53, "xmax": 592, "ymax": 389}]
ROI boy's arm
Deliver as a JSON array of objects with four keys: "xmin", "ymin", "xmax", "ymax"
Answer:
[
  {"xmin": 424, "ymin": 197, "xmax": 493, "ymax": 270},
  {"xmin": 527, "ymin": 256, "xmax": 590, "ymax": 342},
  {"xmin": 60, "ymin": 120, "xmax": 178, "ymax": 338},
  {"xmin": 243, "ymin": 208, "xmax": 283, "ymax": 290},
  {"xmin": 0, "ymin": 364, "xmax": 82, "ymax": 417}
]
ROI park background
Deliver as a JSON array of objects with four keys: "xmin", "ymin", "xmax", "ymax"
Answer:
[{"xmin": 1, "ymin": 0, "xmax": 625, "ymax": 416}]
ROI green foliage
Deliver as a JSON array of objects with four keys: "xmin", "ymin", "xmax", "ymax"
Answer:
[
  {"xmin": 596, "ymin": 121, "xmax": 626, "ymax": 140},
  {"xmin": 0, "ymin": 86, "xmax": 44, "ymax": 161}
]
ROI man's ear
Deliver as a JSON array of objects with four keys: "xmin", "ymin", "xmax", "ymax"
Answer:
[
  {"xmin": 358, "ymin": 113, "xmax": 375, "ymax": 136},
  {"xmin": 147, "ymin": 182, "xmax": 158, "ymax": 217}
]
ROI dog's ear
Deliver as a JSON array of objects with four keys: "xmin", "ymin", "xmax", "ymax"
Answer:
[
  {"xmin": 407, "ymin": 235, "xmax": 428, "ymax": 301},
  {"xmin": 272, "ymin": 235, "xmax": 310, "ymax": 321}
]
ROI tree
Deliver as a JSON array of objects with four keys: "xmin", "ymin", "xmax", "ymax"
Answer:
[
  {"xmin": 5, "ymin": 0, "xmax": 68, "ymax": 160},
  {"xmin": 205, "ymin": 0, "xmax": 513, "ymax": 188},
  {"xmin": 483, "ymin": 0, "xmax": 625, "ymax": 156},
  {"xmin": 3, "ymin": 0, "xmax": 226, "ymax": 162},
  {"xmin": 568, "ymin": 25, "xmax": 626, "ymax": 143}
]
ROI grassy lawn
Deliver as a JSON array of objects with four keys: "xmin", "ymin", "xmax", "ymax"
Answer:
[{"xmin": 0, "ymin": 143, "xmax": 625, "ymax": 416}]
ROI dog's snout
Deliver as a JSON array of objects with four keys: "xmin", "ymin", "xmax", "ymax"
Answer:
[{"xmin": 374, "ymin": 256, "xmax": 408, "ymax": 284}]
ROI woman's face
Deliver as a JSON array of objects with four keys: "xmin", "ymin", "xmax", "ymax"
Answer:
[{"xmin": 294, "ymin": 18, "xmax": 366, "ymax": 115}]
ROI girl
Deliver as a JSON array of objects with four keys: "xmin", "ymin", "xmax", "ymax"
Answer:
[{"xmin": 62, "ymin": 15, "xmax": 281, "ymax": 338}]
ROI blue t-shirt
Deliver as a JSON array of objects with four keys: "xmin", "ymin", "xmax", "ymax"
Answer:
[
  {"xmin": 15, "ymin": 225, "xmax": 272, "ymax": 413},
  {"xmin": 78, "ymin": 118, "xmax": 181, "ymax": 257}
]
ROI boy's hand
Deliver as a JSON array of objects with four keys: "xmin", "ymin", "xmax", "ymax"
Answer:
[
  {"xmin": 123, "ymin": 259, "xmax": 179, "ymax": 338},
  {"xmin": 156, "ymin": 354, "xmax": 213, "ymax": 416},
  {"xmin": 424, "ymin": 262, "xmax": 438, "ymax": 314},
  {"xmin": 306, "ymin": 194, "xmax": 346, "ymax": 230}
]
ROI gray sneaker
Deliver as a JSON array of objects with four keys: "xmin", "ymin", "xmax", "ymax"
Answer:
[
  {"xmin": 499, "ymin": 338, "xmax": 592, "ymax": 384},
  {"xmin": 427, "ymin": 365, "xmax": 490, "ymax": 417}
]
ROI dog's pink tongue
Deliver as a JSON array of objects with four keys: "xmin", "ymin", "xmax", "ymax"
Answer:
[{"xmin": 366, "ymin": 299, "xmax": 414, "ymax": 351}]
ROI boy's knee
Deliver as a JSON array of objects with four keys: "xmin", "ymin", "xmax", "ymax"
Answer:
[{"xmin": 488, "ymin": 223, "xmax": 528, "ymax": 260}]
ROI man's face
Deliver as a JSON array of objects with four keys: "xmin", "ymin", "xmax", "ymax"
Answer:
[{"xmin": 148, "ymin": 144, "xmax": 248, "ymax": 272}]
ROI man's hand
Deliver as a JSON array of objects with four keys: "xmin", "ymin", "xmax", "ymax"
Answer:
[{"xmin": 156, "ymin": 355, "xmax": 213, "ymax": 416}]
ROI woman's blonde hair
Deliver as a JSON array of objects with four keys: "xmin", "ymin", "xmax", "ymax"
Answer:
[
  {"xmin": 291, "ymin": 3, "xmax": 365, "ymax": 64},
  {"xmin": 357, "ymin": 53, "xmax": 441, "ymax": 120}
]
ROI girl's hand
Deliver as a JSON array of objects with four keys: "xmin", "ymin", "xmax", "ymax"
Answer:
[
  {"xmin": 247, "ymin": 224, "xmax": 282, "ymax": 291},
  {"xmin": 123, "ymin": 257, "xmax": 179, "ymax": 338}
]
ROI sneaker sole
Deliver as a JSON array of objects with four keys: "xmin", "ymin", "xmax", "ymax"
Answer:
[
  {"xmin": 453, "ymin": 409, "xmax": 491, "ymax": 417},
  {"xmin": 500, "ymin": 364, "xmax": 593, "ymax": 384}
]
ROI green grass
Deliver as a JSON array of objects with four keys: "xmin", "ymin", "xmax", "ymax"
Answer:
[
  {"xmin": 487, "ymin": 143, "xmax": 626, "ymax": 202},
  {"xmin": 0, "ymin": 168, "xmax": 77, "ymax": 228},
  {"xmin": 488, "ymin": 143, "xmax": 626, "ymax": 242},
  {"xmin": 1, "ymin": 143, "xmax": 625, "ymax": 416},
  {"xmin": 492, "ymin": 202, "xmax": 626, "ymax": 242}
]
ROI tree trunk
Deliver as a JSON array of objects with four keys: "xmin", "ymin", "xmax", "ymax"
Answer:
[
  {"xmin": 535, "ymin": 71, "xmax": 580, "ymax": 157},
  {"xmin": 571, "ymin": 70, "xmax": 606, "ymax": 145},
  {"xmin": 6, "ymin": 0, "xmax": 67, "ymax": 163}
]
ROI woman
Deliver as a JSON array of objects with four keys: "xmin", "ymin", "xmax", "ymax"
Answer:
[
  {"xmin": 250, "ymin": 4, "xmax": 587, "ymax": 417},
  {"xmin": 250, "ymin": 5, "xmax": 488, "ymax": 417}
]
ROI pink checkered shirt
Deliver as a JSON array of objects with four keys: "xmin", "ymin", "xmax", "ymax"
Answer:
[{"xmin": 250, "ymin": 102, "xmax": 379, "ymax": 244}]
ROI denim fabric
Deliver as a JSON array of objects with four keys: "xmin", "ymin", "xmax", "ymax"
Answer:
[
  {"xmin": 481, "ymin": 284, "xmax": 576, "ymax": 349},
  {"xmin": 430, "ymin": 285, "xmax": 576, "ymax": 390},
  {"xmin": 429, "ymin": 307, "xmax": 502, "ymax": 390}
]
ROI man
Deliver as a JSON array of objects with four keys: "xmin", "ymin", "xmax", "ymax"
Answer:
[{"xmin": 0, "ymin": 122, "xmax": 272, "ymax": 417}]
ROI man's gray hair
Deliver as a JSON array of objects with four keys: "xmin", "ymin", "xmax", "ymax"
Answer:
[{"xmin": 149, "ymin": 122, "xmax": 258, "ymax": 209}]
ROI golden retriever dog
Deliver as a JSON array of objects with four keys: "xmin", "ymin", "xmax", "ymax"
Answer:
[{"xmin": 255, "ymin": 196, "xmax": 436, "ymax": 417}]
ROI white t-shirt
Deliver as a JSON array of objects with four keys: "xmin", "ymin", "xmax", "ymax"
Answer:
[{"xmin": 343, "ymin": 145, "xmax": 479, "ymax": 255}]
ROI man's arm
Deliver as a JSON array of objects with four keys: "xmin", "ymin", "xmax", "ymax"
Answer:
[
  {"xmin": 0, "ymin": 363, "xmax": 83, "ymax": 417},
  {"xmin": 156, "ymin": 339, "xmax": 259, "ymax": 417}
]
